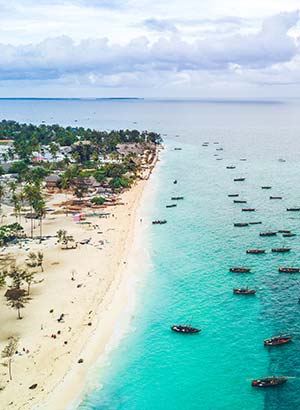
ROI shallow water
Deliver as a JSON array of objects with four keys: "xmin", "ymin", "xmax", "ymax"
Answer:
[{"xmin": 1, "ymin": 98, "xmax": 300, "ymax": 410}]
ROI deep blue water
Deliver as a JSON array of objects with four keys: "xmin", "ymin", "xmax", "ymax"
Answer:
[{"xmin": 1, "ymin": 98, "xmax": 300, "ymax": 409}]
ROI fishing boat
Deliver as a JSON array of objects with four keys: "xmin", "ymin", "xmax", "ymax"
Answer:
[
  {"xmin": 234, "ymin": 200, "xmax": 247, "ymax": 204},
  {"xmin": 171, "ymin": 196, "xmax": 184, "ymax": 200},
  {"xmin": 278, "ymin": 230, "xmax": 291, "ymax": 233},
  {"xmin": 216, "ymin": 158, "xmax": 223, "ymax": 160},
  {"xmin": 152, "ymin": 220, "xmax": 167, "ymax": 225},
  {"xmin": 249, "ymin": 221, "xmax": 262, "ymax": 225},
  {"xmin": 234, "ymin": 178, "xmax": 245, "ymax": 182},
  {"xmin": 166, "ymin": 204, "xmax": 177, "ymax": 208},
  {"xmin": 226, "ymin": 166, "xmax": 236, "ymax": 169},
  {"xmin": 264, "ymin": 335, "xmax": 292, "ymax": 346},
  {"xmin": 271, "ymin": 248, "xmax": 291, "ymax": 253},
  {"xmin": 252, "ymin": 377, "xmax": 288, "ymax": 388},
  {"xmin": 216, "ymin": 148, "xmax": 223, "ymax": 151},
  {"xmin": 261, "ymin": 186, "xmax": 272, "ymax": 189},
  {"xmin": 247, "ymin": 249, "xmax": 266, "ymax": 254},
  {"xmin": 174, "ymin": 148, "xmax": 182, "ymax": 151},
  {"xmin": 173, "ymin": 180, "xmax": 177, "ymax": 184},
  {"xmin": 260, "ymin": 231, "xmax": 277, "ymax": 237},
  {"xmin": 234, "ymin": 223, "xmax": 249, "ymax": 227},
  {"xmin": 228, "ymin": 194, "xmax": 239, "ymax": 197},
  {"xmin": 229, "ymin": 267, "xmax": 251, "ymax": 273},
  {"xmin": 233, "ymin": 288, "xmax": 256, "ymax": 295},
  {"xmin": 242, "ymin": 208, "xmax": 255, "ymax": 212},
  {"xmin": 171, "ymin": 325, "xmax": 201, "ymax": 334},
  {"xmin": 270, "ymin": 196, "xmax": 282, "ymax": 200},
  {"xmin": 202, "ymin": 144, "xmax": 208, "ymax": 147},
  {"xmin": 278, "ymin": 158, "xmax": 286, "ymax": 162},
  {"xmin": 283, "ymin": 233, "xmax": 296, "ymax": 237},
  {"xmin": 287, "ymin": 207, "xmax": 300, "ymax": 211},
  {"xmin": 240, "ymin": 158, "xmax": 247, "ymax": 161},
  {"xmin": 279, "ymin": 267, "xmax": 300, "ymax": 273}
]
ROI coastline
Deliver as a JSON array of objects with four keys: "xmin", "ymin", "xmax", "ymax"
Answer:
[{"xmin": 0, "ymin": 150, "xmax": 160, "ymax": 410}]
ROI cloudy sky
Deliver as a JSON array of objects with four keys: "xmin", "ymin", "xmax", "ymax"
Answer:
[{"xmin": 0, "ymin": 0, "xmax": 299, "ymax": 98}]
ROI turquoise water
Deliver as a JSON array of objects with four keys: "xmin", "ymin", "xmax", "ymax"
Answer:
[{"xmin": 1, "ymin": 99, "xmax": 300, "ymax": 409}]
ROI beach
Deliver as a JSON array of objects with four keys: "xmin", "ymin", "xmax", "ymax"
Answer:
[{"xmin": 0, "ymin": 173, "xmax": 151, "ymax": 410}]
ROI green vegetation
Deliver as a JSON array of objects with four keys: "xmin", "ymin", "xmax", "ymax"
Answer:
[
  {"xmin": 90, "ymin": 196, "xmax": 106, "ymax": 205},
  {"xmin": 0, "ymin": 223, "xmax": 23, "ymax": 245}
]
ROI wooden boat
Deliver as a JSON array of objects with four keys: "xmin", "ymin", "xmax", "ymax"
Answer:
[
  {"xmin": 278, "ymin": 158, "xmax": 286, "ymax": 162},
  {"xmin": 259, "ymin": 231, "xmax": 277, "ymax": 237},
  {"xmin": 166, "ymin": 204, "xmax": 177, "ymax": 208},
  {"xmin": 252, "ymin": 377, "xmax": 288, "ymax": 388},
  {"xmin": 152, "ymin": 220, "xmax": 167, "ymax": 225},
  {"xmin": 228, "ymin": 194, "xmax": 239, "ymax": 197},
  {"xmin": 247, "ymin": 249, "xmax": 265, "ymax": 254},
  {"xmin": 234, "ymin": 223, "xmax": 249, "ymax": 227},
  {"xmin": 242, "ymin": 208, "xmax": 255, "ymax": 212},
  {"xmin": 226, "ymin": 166, "xmax": 236, "ymax": 169},
  {"xmin": 171, "ymin": 325, "xmax": 201, "ymax": 334},
  {"xmin": 234, "ymin": 200, "xmax": 247, "ymax": 204},
  {"xmin": 174, "ymin": 147, "xmax": 182, "ymax": 151},
  {"xmin": 287, "ymin": 207, "xmax": 300, "ymax": 211},
  {"xmin": 229, "ymin": 267, "xmax": 251, "ymax": 273},
  {"xmin": 234, "ymin": 178, "xmax": 245, "ymax": 182},
  {"xmin": 173, "ymin": 180, "xmax": 177, "ymax": 184},
  {"xmin": 216, "ymin": 148, "xmax": 223, "ymax": 151},
  {"xmin": 240, "ymin": 158, "xmax": 247, "ymax": 161},
  {"xmin": 283, "ymin": 233, "xmax": 296, "ymax": 237},
  {"xmin": 279, "ymin": 267, "xmax": 300, "ymax": 273},
  {"xmin": 271, "ymin": 248, "xmax": 291, "ymax": 253},
  {"xmin": 202, "ymin": 144, "xmax": 208, "ymax": 147},
  {"xmin": 270, "ymin": 196, "xmax": 282, "ymax": 200},
  {"xmin": 171, "ymin": 196, "xmax": 184, "ymax": 200},
  {"xmin": 264, "ymin": 335, "xmax": 292, "ymax": 346},
  {"xmin": 216, "ymin": 158, "xmax": 223, "ymax": 161},
  {"xmin": 249, "ymin": 221, "xmax": 262, "ymax": 225},
  {"xmin": 261, "ymin": 186, "xmax": 272, "ymax": 189},
  {"xmin": 233, "ymin": 288, "xmax": 256, "ymax": 295},
  {"xmin": 278, "ymin": 230, "xmax": 291, "ymax": 233}
]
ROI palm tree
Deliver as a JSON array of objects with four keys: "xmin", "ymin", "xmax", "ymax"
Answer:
[
  {"xmin": 26, "ymin": 252, "xmax": 37, "ymax": 268},
  {"xmin": 0, "ymin": 183, "xmax": 5, "ymax": 210},
  {"xmin": 37, "ymin": 251, "xmax": 44, "ymax": 272},
  {"xmin": 6, "ymin": 288, "xmax": 29, "ymax": 319},
  {"xmin": 1, "ymin": 337, "xmax": 19, "ymax": 380},
  {"xmin": 22, "ymin": 270, "xmax": 35, "ymax": 295},
  {"xmin": 34, "ymin": 199, "xmax": 46, "ymax": 242},
  {"xmin": 24, "ymin": 184, "xmax": 42, "ymax": 238}
]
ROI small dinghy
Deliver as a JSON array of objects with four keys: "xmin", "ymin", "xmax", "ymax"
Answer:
[
  {"xmin": 174, "ymin": 147, "xmax": 182, "ymax": 151},
  {"xmin": 264, "ymin": 335, "xmax": 292, "ymax": 346},
  {"xmin": 171, "ymin": 325, "xmax": 201, "ymax": 334},
  {"xmin": 247, "ymin": 249, "xmax": 266, "ymax": 254},
  {"xmin": 278, "ymin": 230, "xmax": 291, "ymax": 233},
  {"xmin": 234, "ymin": 223, "xmax": 249, "ymax": 227},
  {"xmin": 287, "ymin": 207, "xmax": 300, "ymax": 211},
  {"xmin": 249, "ymin": 221, "xmax": 262, "ymax": 225},
  {"xmin": 234, "ymin": 178, "xmax": 245, "ymax": 182},
  {"xmin": 261, "ymin": 186, "xmax": 272, "ymax": 189},
  {"xmin": 252, "ymin": 377, "xmax": 288, "ymax": 388},
  {"xmin": 226, "ymin": 166, "xmax": 236, "ymax": 169},
  {"xmin": 240, "ymin": 158, "xmax": 247, "ymax": 161},
  {"xmin": 233, "ymin": 288, "xmax": 256, "ymax": 295},
  {"xmin": 234, "ymin": 200, "xmax": 247, "ymax": 204},
  {"xmin": 242, "ymin": 208, "xmax": 255, "ymax": 212},
  {"xmin": 270, "ymin": 196, "xmax": 282, "ymax": 200},
  {"xmin": 271, "ymin": 248, "xmax": 291, "ymax": 253},
  {"xmin": 283, "ymin": 233, "xmax": 296, "ymax": 237},
  {"xmin": 260, "ymin": 231, "xmax": 277, "ymax": 237},
  {"xmin": 279, "ymin": 267, "xmax": 300, "ymax": 273},
  {"xmin": 171, "ymin": 196, "xmax": 184, "ymax": 200},
  {"xmin": 228, "ymin": 194, "xmax": 239, "ymax": 197},
  {"xmin": 152, "ymin": 220, "xmax": 167, "ymax": 225},
  {"xmin": 229, "ymin": 267, "xmax": 251, "ymax": 273},
  {"xmin": 166, "ymin": 204, "xmax": 177, "ymax": 208}
]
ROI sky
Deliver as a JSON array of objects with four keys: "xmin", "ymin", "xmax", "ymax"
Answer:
[{"xmin": 0, "ymin": 0, "xmax": 299, "ymax": 98}]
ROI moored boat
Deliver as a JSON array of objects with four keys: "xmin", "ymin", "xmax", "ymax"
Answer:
[
  {"xmin": 278, "ymin": 230, "xmax": 291, "ymax": 233},
  {"xmin": 173, "ymin": 180, "xmax": 177, "ymax": 184},
  {"xmin": 279, "ymin": 267, "xmax": 300, "ymax": 273},
  {"xmin": 171, "ymin": 196, "xmax": 184, "ymax": 200},
  {"xmin": 174, "ymin": 147, "xmax": 182, "ymax": 151},
  {"xmin": 234, "ymin": 222, "xmax": 249, "ymax": 227},
  {"xmin": 242, "ymin": 208, "xmax": 255, "ymax": 212},
  {"xmin": 233, "ymin": 288, "xmax": 256, "ymax": 295},
  {"xmin": 252, "ymin": 377, "xmax": 288, "ymax": 388},
  {"xmin": 247, "ymin": 249, "xmax": 265, "ymax": 254},
  {"xmin": 271, "ymin": 248, "xmax": 291, "ymax": 253},
  {"xmin": 234, "ymin": 200, "xmax": 247, "ymax": 203},
  {"xmin": 283, "ymin": 233, "xmax": 296, "ymax": 237},
  {"xmin": 287, "ymin": 207, "xmax": 300, "ymax": 211},
  {"xmin": 152, "ymin": 220, "xmax": 167, "ymax": 225},
  {"xmin": 260, "ymin": 231, "xmax": 277, "ymax": 237},
  {"xmin": 261, "ymin": 186, "xmax": 272, "ymax": 189},
  {"xmin": 264, "ymin": 335, "xmax": 292, "ymax": 346},
  {"xmin": 166, "ymin": 204, "xmax": 177, "ymax": 208},
  {"xmin": 270, "ymin": 196, "xmax": 282, "ymax": 200},
  {"xmin": 228, "ymin": 194, "xmax": 239, "ymax": 197},
  {"xmin": 229, "ymin": 267, "xmax": 251, "ymax": 273},
  {"xmin": 249, "ymin": 221, "xmax": 262, "ymax": 225},
  {"xmin": 240, "ymin": 158, "xmax": 247, "ymax": 161},
  {"xmin": 171, "ymin": 325, "xmax": 201, "ymax": 334},
  {"xmin": 226, "ymin": 166, "xmax": 236, "ymax": 169},
  {"xmin": 234, "ymin": 178, "xmax": 245, "ymax": 182}
]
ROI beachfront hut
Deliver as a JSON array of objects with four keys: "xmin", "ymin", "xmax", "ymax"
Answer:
[{"xmin": 45, "ymin": 174, "xmax": 61, "ymax": 188}]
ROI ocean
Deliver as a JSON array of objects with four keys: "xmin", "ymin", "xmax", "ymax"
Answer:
[{"xmin": 1, "ymin": 98, "xmax": 300, "ymax": 410}]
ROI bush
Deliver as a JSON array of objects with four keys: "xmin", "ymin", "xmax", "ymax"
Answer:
[{"xmin": 90, "ymin": 196, "xmax": 106, "ymax": 205}]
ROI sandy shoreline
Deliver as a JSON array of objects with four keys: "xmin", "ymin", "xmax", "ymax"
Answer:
[{"xmin": 0, "ymin": 153, "xmax": 157, "ymax": 410}]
